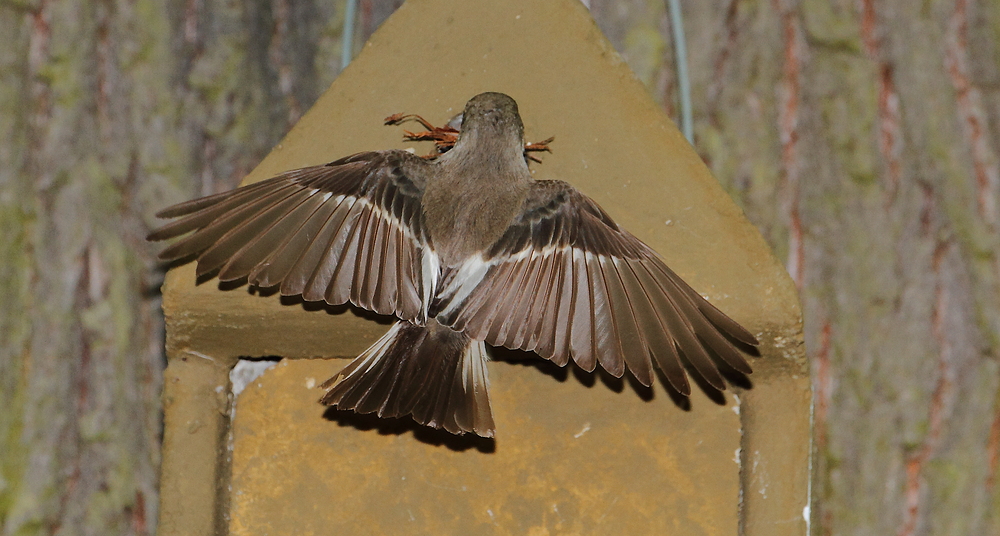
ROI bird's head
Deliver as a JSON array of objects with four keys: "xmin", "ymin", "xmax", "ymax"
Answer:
[{"xmin": 452, "ymin": 92, "xmax": 525, "ymax": 152}]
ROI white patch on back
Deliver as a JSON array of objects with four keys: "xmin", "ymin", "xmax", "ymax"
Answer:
[{"xmin": 438, "ymin": 256, "xmax": 492, "ymax": 316}]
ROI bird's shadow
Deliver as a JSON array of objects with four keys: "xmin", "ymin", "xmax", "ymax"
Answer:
[
  {"xmin": 194, "ymin": 266, "xmax": 759, "ymax": 399},
  {"xmin": 489, "ymin": 344, "xmax": 754, "ymax": 411},
  {"xmin": 319, "ymin": 339, "xmax": 756, "ymax": 451},
  {"xmin": 216, "ymin": 276, "xmax": 396, "ymax": 324},
  {"xmin": 320, "ymin": 407, "xmax": 496, "ymax": 453},
  {"xmin": 200, "ymin": 268, "xmax": 757, "ymax": 446}
]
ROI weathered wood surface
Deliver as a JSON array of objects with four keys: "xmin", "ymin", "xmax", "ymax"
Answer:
[{"xmin": 2, "ymin": 0, "xmax": 997, "ymax": 535}]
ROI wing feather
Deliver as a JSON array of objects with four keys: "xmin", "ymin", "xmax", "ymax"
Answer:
[
  {"xmin": 293, "ymin": 197, "xmax": 361, "ymax": 300},
  {"xmin": 620, "ymin": 259, "xmax": 690, "ymax": 395},
  {"xmin": 248, "ymin": 197, "xmax": 339, "ymax": 288},
  {"xmin": 569, "ymin": 249, "xmax": 596, "ymax": 372},
  {"xmin": 602, "ymin": 257, "xmax": 652, "ymax": 386},
  {"xmin": 148, "ymin": 150, "xmax": 430, "ymax": 323},
  {"xmin": 197, "ymin": 188, "xmax": 315, "ymax": 277},
  {"xmin": 219, "ymin": 190, "xmax": 331, "ymax": 282},
  {"xmin": 435, "ymin": 180, "xmax": 755, "ymax": 393},
  {"xmin": 158, "ymin": 183, "xmax": 301, "ymax": 262},
  {"xmin": 547, "ymin": 252, "xmax": 575, "ymax": 367}
]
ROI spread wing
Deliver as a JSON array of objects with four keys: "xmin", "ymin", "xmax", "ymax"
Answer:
[
  {"xmin": 148, "ymin": 150, "xmax": 432, "ymax": 323},
  {"xmin": 433, "ymin": 180, "xmax": 757, "ymax": 395}
]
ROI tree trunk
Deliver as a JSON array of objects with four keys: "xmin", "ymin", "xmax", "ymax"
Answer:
[
  {"xmin": 590, "ymin": 0, "xmax": 1000, "ymax": 534},
  {"xmin": 2, "ymin": 1, "xmax": 997, "ymax": 535},
  {"xmin": 0, "ymin": 1, "xmax": 397, "ymax": 534}
]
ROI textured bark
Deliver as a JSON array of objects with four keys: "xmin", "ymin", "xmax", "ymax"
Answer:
[
  {"xmin": 591, "ymin": 1, "xmax": 1000, "ymax": 535},
  {"xmin": 0, "ymin": 1, "xmax": 396, "ymax": 534},
  {"xmin": 3, "ymin": 0, "xmax": 997, "ymax": 535}
]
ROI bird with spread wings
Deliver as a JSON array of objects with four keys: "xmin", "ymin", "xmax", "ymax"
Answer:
[{"xmin": 148, "ymin": 92, "xmax": 757, "ymax": 438}]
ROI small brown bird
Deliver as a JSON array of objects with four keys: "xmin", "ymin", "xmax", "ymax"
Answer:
[{"xmin": 148, "ymin": 92, "xmax": 757, "ymax": 438}]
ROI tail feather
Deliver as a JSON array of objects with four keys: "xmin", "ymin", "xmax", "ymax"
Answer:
[{"xmin": 320, "ymin": 320, "xmax": 495, "ymax": 437}]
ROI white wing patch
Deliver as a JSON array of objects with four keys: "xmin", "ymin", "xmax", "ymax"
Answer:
[
  {"xmin": 437, "ymin": 255, "xmax": 491, "ymax": 317},
  {"xmin": 421, "ymin": 249, "xmax": 441, "ymax": 320},
  {"xmin": 436, "ymin": 245, "xmax": 594, "ymax": 320}
]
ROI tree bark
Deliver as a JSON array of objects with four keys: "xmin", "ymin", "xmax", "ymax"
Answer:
[
  {"xmin": 2, "ymin": 0, "xmax": 997, "ymax": 535},
  {"xmin": 591, "ymin": 0, "xmax": 1000, "ymax": 534},
  {"xmin": 0, "ymin": 1, "xmax": 396, "ymax": 534}
]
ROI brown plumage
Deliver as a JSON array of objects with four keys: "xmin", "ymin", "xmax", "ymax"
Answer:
[{"xmin": 148, "ymin": 92, "xmax": 757, "ymax": 438}]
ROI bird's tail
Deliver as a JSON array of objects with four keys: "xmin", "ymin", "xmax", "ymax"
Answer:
[{"xmin": 319, "ymin": 320, "xmax": 495, "ymax": 437}]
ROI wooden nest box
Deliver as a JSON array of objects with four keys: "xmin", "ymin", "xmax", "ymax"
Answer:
[{"xmin": 157, "ymin": 1, "xmax": 809, "ymax": 534}]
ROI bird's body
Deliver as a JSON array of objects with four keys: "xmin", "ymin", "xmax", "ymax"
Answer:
[
  {"xmin": 422, "ymin": 142, "xmax": 528, "ymax": 264},
  {"xmin": 149, "ymin": 92, "xmax": 757, "ymax": 438}
]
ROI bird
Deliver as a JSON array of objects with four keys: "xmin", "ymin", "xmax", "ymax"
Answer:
[{"xmin": 147, "ymin": 92, "xmax": 758, "ymax": 438}]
